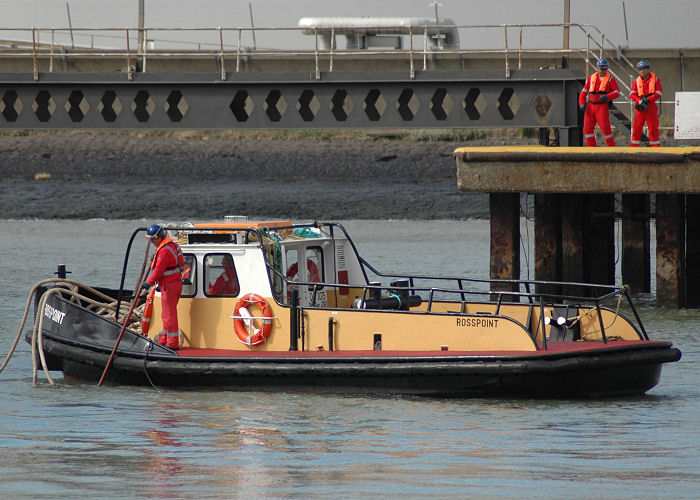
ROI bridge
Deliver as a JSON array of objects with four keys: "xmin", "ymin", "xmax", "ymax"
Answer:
[{"xmin": 3, "ymin": 22, "xmax": 695, "ymax": 144}]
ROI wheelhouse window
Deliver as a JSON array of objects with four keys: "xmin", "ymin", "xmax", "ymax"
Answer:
[
  {"xmin": 285, "ymin": 246, "xmax": 323, "ymax": 286},
  {"xmin": 205, "ymin": 253, "xmax": 240, "ymax": 297},
  {"xmin": 305, "ymin": 246, "xmax": 323, "ymax": 285},
  {"xmin": 181, "ymin": 254, "xmax": 196, "ymax": 297}
]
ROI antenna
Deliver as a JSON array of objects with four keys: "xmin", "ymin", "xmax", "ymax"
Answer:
[
  {"xmin": 249, "ymin": 2, "xmax": 257, "ymax": 50},
  {"xmin": 138, "ymin": 0, "xmax": 145, "ymax": 54},
  {"xmin": 66, "ymin": 2, "xmax": 74, "ymax": 49},
  {"xmin": 622, "ymin": 1, "xmax": 629, "ymax": 48},
  {"xmin": 430, "ymin": 1, "xmax": 442, "ymax": 24}
]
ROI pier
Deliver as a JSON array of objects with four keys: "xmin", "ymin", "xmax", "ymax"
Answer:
[{"xmin": 455, "ymin": 147, "xmax": 700, "ymax": 308}]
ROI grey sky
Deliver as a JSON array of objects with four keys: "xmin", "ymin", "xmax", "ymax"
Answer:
[{"xmin": 2, "ymin": 0, "xmax": 698, "ymax": 50}]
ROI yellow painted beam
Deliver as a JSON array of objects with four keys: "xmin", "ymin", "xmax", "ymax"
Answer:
[{"xmin": 455, "ymin": 146, "xmax": 700, "ymax": 193}]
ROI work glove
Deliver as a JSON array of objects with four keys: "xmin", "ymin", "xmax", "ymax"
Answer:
[
  {"xmin": 635, "ymin": 103, "xmax": 648, "ymax": 111},
  {"xmin": 579, "ymin": 104, "xmax": 586, "ymax": 112},
  {"xmin": 141, "ymin": 281, "xmax": 150, "ymax": 291},
  {"xmin": 641, "ymin": 97, "xmax": 649, "ymax": 105},
  {"xmin": 598, "ymin": 94, "xmax": 608, "ymax": 103}
]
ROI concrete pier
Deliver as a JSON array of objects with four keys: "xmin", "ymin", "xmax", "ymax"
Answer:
[{"xmin": 455, "ymin": 146, "xmax": 700, "ymax": 307}]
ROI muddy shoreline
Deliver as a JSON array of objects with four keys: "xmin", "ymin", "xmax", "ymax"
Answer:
[
  {"xmin": 0, "ymin": 133, "xmax": 506, "ymax": 220},
  {"xmin": 2, "ymin": 132, "xmax": 693, "ymax": 220}
]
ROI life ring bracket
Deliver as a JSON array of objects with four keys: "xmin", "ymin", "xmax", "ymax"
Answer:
[
  {"xmin": 230, "ymin": 314, "xmax": 276, "ymax": 321},
  {"xmin": 232, "ymin": 293, "xmax": 274, "ymax": 346}
]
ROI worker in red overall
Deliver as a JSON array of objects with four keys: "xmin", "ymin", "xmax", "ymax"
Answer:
[
  {"xmin": 142, "ymin": 224, "xmax": 184, "ymax": 349},
  {"xmin": 209, "ymin": 254, "xmax": 240, "ymax": 295},
  {"xmin": 578, "ymin": 58, "xmax": 621, "ymax": 147},
  {"xmin": 630, "ymin": 59, "xmax": 663, "ymax": 147}
]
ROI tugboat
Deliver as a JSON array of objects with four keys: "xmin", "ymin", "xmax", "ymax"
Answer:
[{"xmin": 26, "ymin": 218, "xmax": 681, "ymax": 397}]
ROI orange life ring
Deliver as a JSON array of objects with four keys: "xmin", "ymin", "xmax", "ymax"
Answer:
[
  {"xmin": 286, "ymin": 260, "xmax": 320, "ymax": 282},
  {"xmin": 141, "ymin": 287, "xmax": 156, "ymax": 336},
  {"xmin": 233, "ymin": 293, "xmax": 273, "ymax": 346}
]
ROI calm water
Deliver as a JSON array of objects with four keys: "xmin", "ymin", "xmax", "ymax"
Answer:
[{"xmin": 1, "ymin": 219, "xmax": 698, "ymax": 499}]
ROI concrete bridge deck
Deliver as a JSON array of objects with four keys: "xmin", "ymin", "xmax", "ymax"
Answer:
[{"xmin": 456, "ymin": 146, "xmax": 700, "ymax": 193}]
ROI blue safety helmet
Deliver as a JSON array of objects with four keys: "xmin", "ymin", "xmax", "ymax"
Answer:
[
  {"xmin": 596, "ymin": 58, "xmax": 609, "ymax": 70},
  {"xmin": 146, "ymin": 224, "xmax": 164, "ymax": 239},
  {"xmin": 636, "ymin": 59, "xmax": 650, "ymax": 70}
]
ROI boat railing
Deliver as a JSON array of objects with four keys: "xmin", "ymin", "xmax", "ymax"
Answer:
[
  {"xmin": 291, "ymin": 272, "xmax": 626, "ymax": 308},
  {"xmin": 274, "ymin": 268, "xmax": 647, "ymax": 344},
  {"xmin": 358, "ymin": 253, "xmax": 623, "ymax": 299},
  {"xmin": 255, "ymin": 222, "xmax": 646, "ymax": 341}
]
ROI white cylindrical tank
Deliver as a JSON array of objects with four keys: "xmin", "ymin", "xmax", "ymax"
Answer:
[{"xmin": 297, "ymin": 17, "xmax": 460, "ymax": 50}]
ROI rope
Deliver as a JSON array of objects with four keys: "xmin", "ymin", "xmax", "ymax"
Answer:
[
  {"xmin": 142, "ymin": 342, "xmax": 161, "ymax": 391},
  {"xmin": 260, "ymin": 228, "xmax": 284, "ymax": 296},
  {"xmin": 0, "ymin": 278, "xmax": 145, "ymax": 385},
  {"xmin": 3, "ymin": 236, "xmax": 151, "ymax": 386},
  {"xmin": 0, "ymin": 278, "xmax": 56, "ymax": 383},
  {"xmin": 387, "ymin": 291, "xmax": 402, "ymax": 309},
  {"xmin": 292, "ymin": 227, "xmax": 321, "ymax": 239},
  {"xmin": 567, "ymin": 288, "xmax": 626, "ymax": 340}
]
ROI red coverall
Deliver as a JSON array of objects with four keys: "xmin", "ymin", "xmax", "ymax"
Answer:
[
  {"xmin": 578, "ymin": 71, "xmax": 621, "ymax": 147},
  {"xmin": 147, "ymin": 237, "xmax": 184, "ymax": 346},
  {"xmin": 630, "ymin": 73, "xmax": 662, "ymax": 147},
  {"xmin": 210, "ymin": 269, "xmax": 240, "ymax": 295}
]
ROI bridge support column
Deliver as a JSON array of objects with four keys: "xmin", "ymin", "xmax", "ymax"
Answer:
[
  {"xmin": 584, "ymin": 194, "xmax": 615, "ymax": 291},
  {"xmin": 686, "ymin": 195, "xmax": 700, "ymax": 306},
  {"xmin": 489, "ymin": 193, "xmax": 520, "ymax": 301},
  {"xmin": 622, "ymin": 194, "xmax": 651, "ymax": 294},
  {"xmin": 561, "ymin": 194, "xmax": 585, "ymax": 296},
  {"xmin": 656, "ymin": 194, "xmax": 686, "ymax": 308},
  {"xmin": 533, "ymin": 193, "xmax": 614, "ymax": 297},
  {"xmin": 534, "ymin": 194, "xmax": 561, "ymax": 296},
  {"xmin": 564, "ymin": 127, "xmax": 582, "ymax": 147}
]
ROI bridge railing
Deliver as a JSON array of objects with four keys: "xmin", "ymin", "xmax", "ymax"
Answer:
[
  {"xmin": 3, "ymin": 23, "xmax": 656, "ymax": 130},
  {"xmin": 0, "ymin": 23, "xmax": 636, "ymax": 81}
]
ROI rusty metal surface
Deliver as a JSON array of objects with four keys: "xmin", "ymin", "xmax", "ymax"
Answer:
[
  {"xmin": 489, "ymin": 193, "xmax": 520, "ymax": 299},
  {"xmin": 534, "ymin": 194, "xmax": 561, "ymax": 296},
  {"xmin": 560, "ymin": 194, "xmax": 584, "ymax": 296},
  {"xmin": 656, "ymin": 194, "xmax": 686, "ymax": 308},
  {"xmin": 455, "ymin": 146, "xmax": 700, "ymax": 194}
]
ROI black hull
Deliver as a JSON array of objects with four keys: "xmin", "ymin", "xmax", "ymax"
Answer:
[
  {"xmin": 33, "ymin": 293, "xmax": 682, "ymax": 397},
  {"xmin": 38, "ymin": 335, "xmax": 680, "ymax": 397}
]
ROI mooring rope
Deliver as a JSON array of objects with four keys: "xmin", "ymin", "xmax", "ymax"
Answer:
[
  {"xmin": 1, "ymin": 279, "xmax": 134, "ymax": 385},
  {"xmin": 0, "ymin": 278, "xmax": 56, "ymax": 382},
  {"xmin": 567, "ymin": 288, "xmax": 626, "ymax": 340},
  {"xmin": 1, "ymin": 239, "xmax": 151, "ymax": 386}
]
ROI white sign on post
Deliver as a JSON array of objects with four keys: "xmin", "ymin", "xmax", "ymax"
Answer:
[{"xmin": 675, "ymin": 92, "xmax": 700, "ymax": 139}]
